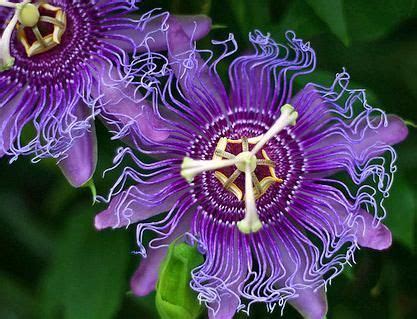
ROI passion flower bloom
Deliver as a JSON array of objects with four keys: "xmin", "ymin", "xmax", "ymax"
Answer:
[
  {"xmin": 95, "ymin": 17, "xmax": 408, "ymax": 319},
  {"xmin": 0, "ymin": 0, "xmax": 210, "ymax": 187}
]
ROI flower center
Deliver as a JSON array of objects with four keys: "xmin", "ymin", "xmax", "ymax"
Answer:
[
  {"xmin": 212, "ymin": 137, "xmax": 281, "ymax": 201},
  {"xmin": 181, "ymin": 104, "xmax": 299, "ymax": 234},
  {"xmin": 0, "ymin": 0, "xmax": 66, "ymax": 71},
  {"xmin": 17, "ymin": 2, "xmax": 67, "ymax": 57}
]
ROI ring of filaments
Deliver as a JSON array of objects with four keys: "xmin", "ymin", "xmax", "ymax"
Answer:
[{"xmin": 181, "ymin": 104, "xmax": 298, "ymax": 234}]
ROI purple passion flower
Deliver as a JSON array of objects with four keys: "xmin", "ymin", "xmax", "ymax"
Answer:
[
  {"xmin": 95, "ymin": 18, "xmax": 408, "ymax": 319},
  {"xmin": 0, "ymin": 0, "xmax": 210, "ymax": 187}
]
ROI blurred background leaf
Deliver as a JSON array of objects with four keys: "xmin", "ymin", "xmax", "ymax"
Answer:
[
  {"xmin": 304, "ymin": 0, "xmax": 350, "ymax": 45},
  {"xmin": 39, "ymin": 208, "xmax": 129, "ymax": 319},
  {"xmin": 385, "ymin": 174, "xmax": 416, "ymax": 251},
  {"xmin": 171, "ymin": 0, "xmax": 212, "ymax": 14},
  {"xmin": 344, "ymin": 0, "xmax": 416, "ymax": 43}
]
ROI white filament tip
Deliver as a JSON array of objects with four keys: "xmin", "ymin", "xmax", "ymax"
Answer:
[
  {"xmin": 237, "ymin": 164, "xmax": 263, "ymax": 234},
  {"xmin": 251, "ymin": 104, "xmax": 298, "ymax": 155},
  {"xmin": 181, "ymin": 156, "xmax": 237, "ymax": 183},
  {"xmin": 180, "ymin": 157, "xmax": 196, "ymax": 182},
  {"xmin": 280, "ymin": 104, "xmax": 298, "ymax": 126},
  {"xmin": 237, "ymin": 218, "xmax": 262, "ymax": 234}
]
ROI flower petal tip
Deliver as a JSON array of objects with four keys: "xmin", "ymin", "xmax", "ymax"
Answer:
[
  {"xmin": 130, "ymin": 273, "xmax": 153, "ymax": 297},
  {"xmin": 60, "ymin": 164, "xmax": 95, "ymax": 188},
  {"xmin": 94, "ymin": 211, "xmax": 113, "ymax": 231},
  {"xmin": 290, "ymin": 287, "xmax": 328, "ymax": 319},
  {"xmin": 386, "ymin": 115, "xmax": 409, "ymax": 146},
  {"xmin": 359, "ymin": 223, "xmax": 392, "ymax": 251},
  {"xmin": 174, "ymin": 14, "xmax": 212, "ymax": 40}
]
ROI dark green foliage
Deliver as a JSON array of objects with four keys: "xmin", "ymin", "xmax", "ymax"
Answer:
[{"xmin": 38, "ymin": 210, "xmax": 130, "ymax": 319}]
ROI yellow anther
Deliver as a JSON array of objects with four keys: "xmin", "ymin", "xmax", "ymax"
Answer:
[
  {"xmin": 214, "ymin": 171, "xmax": 243, "ymax": 201},
  {"xmin": 18, "ymin": 3, "xmax": 40, "ymax": 27}
]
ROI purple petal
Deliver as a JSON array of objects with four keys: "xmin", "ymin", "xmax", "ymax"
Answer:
[
  {"xmin": 288, "ymin": 287, "xmax": 328, "ymax": 319},
  {"xmin": 131, "ymin": 245, "xmax": 168, "ymax": 296},
  {"xmin": 130, "ymin": 211, "xmax": 194, "ymax": 296},
  {"xmin": 167, "ymin": 16, "xmax": 229, "ymax": 114},
  {"xmin": 58, "ymin": 103, "xmax": 97, "ymax": 188},
  {"xmin": 305, "ymin": 114, "xmax": 407, "ymax": 156},
  {"xmin": 208, "ymin": 292, "xmax": 240, "ymax": 319},
  {"xmin": 330, "ymin": 199, "xmax": 392, "ymax": 250},
  {"xmin": 190, "ymin": 217, "xmax": 247, "ymax": 319},
  {"xmin": 108, "ymin": 14, "xmax": 211, "ymax": 53},
  {"xmin": 94, "ymin": 66, "xmax": 170, "ymax": 144},
  {"xmin": 354, "ymin": 209, "xmax": 392, "ymax": 250},
  {"xmin": 302, "ymin": 113, "xmax": 408, "ymax": 178},
  {"xmin": 171, "ymin": 15, "xmax": 212, "ymax": 47},
  {"xmin": 348, "ymin": 115, "xmax": 408, "ymax": 156},
  {"xmin": 261, "ymin": 222, "xmax": 329, "ymax": 318},
  {"xmin": 95, "ymin": 180, "xmax": 183, "ymax": 230},
  {"xmin": 291, "ymin": 84, "xmax": 328, "ymax": 132}
]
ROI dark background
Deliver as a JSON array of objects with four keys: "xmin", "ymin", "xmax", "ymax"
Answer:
[{"xmin": 1, "ymin": 0, "xmax": 417, "ymax": 318}]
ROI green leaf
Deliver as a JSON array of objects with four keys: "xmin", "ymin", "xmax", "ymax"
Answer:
[
  {"xmin": 344, "ymin": 0, "xmax": 415, "ymax": 42},
  {"xmin": 269, "ymin": 0, "xmax": 325, "ymax": 40},
  {"xmin": 227, "ymin": 0, "xmax": 271, "ymax": 39},
  {"xmin": 171, "ymin": 0, "xmax": 212, "ymax": 15},
  {"xmin": 0, "ymin": 271, "xmax": 37, "ymax": 318},
  {"xmin": 156, "ymin": 242, "xmax": 204, "ymax": 319},
  {"xmin": 385, "ymin": 174, "xmax": 416, "ymax": 250},
  {"xmin": 304, "ymin": 0, "xmax": 350, "ymax": 45},
  {"xmin": 0, "ymin": 193, "xmax": 53, "ymax": 259},
  {"xmin": 39, "ymin": 209, "xmax": 129, "ymax": 319}
]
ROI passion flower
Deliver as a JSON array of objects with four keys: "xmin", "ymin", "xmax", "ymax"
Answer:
[
  {"xmin": 96, "ymin": 18, "xmax": 408, "ymax": 318},
  {"xmin": 0, "ymin": 0, "xmax": 211, "ymax": 187}
]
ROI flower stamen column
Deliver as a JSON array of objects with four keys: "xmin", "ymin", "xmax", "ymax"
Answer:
[
  {"xmin": 181, "ymin": 104, "xmax": 298, "ymax": 234},
  {"xmin": 0, "ymin": 0, "xmax": 33, "ymax": 70}
]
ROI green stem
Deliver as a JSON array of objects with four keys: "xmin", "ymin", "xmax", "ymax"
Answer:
[
  {"xmin": 82, "ymin": 179, "xmax": 97, "ymax": 205},
  {"xmin": 404, "ymin": 120, "xmax": 417, "ymax": 128}
]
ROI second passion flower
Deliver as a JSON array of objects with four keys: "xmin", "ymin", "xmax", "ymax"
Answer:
[
  {"xmin": 96, "ymin": 17, "xmax": 408, "ymax": 319},
  {"xmin": 0, "ymin": 0, "xmax": 211, "ymax": 187}
]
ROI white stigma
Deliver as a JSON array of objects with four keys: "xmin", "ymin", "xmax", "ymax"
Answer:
[
  {"xmin": 181, "ymin": 157, "xmax": 238, "ymax": 183},
  {"xmin": 237, "ymin": 164, "xmax": 263, "ymax": 234},
  {"xmin": 0, "ymin": 0, "xmax": 32, "ymax": 71},
  {"xmin": 181, "ymin": 104, "xmax": 298, "ymax": 234},
  {"xmin": 251, "ymin": 104, "xmax": 298, "ymax": 155}
]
